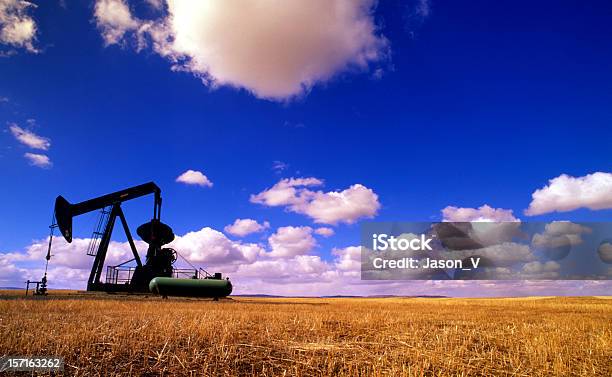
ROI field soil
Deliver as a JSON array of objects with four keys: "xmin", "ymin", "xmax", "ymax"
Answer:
[{"xmin": 1, "ymin": 292, "xmax": 611, "ymax": 376}]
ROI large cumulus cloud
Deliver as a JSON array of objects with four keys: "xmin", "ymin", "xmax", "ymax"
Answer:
[{"xmin": 93, "ymin": 0, "xmax": 389, "ymax": 100}]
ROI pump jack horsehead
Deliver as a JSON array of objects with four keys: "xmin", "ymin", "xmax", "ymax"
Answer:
[{"xmin": 41, "ymin": 182, "xmax": 232, "ymax": 299}]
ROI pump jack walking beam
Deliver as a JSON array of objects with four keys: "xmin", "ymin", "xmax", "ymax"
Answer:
[{"xmin": 55, "ymin": 182, "xmax": 161, "ymax": 243}]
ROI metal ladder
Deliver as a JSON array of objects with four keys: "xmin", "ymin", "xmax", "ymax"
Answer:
[{"xmin": 86, "ymin": 206, "xmax": 111, "ymax": 256}]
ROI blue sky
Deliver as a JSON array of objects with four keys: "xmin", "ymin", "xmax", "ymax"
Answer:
[{"xmin": 0, "ymin": 0, "xmax": 611, "ymax": 295}]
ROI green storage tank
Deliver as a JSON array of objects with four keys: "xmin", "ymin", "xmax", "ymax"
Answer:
[{"xmin": 149, "ymin": 277, "xmax": 232, "ymax": 298}]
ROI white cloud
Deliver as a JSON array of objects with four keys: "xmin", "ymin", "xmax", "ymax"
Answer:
[
  {"xmin": 175, "ymin": 169, "xmax": 213, "ymax": 187},
  {"xmin": 456, "ymin": 261, "xmax": 562, "ymax": 280},
  {"xmin": 9, "ymin": 124, "xmax": 50, "ymax": 150},
  {"xmin": 169, "ymin": 227, "xmax": 263, "ymax": 265},
  {"xmin": 145, "ymin": 0, "xmax": 164, "ymax": 11},
  {"xmin": 233, "ymin": 254, "xmax": 331, "ymax": 282},
  {"xmin": 0, "ymin": 226, "xmax": 327, "ymax": 290},
  {"xmin": 1, "ymin": 236, "xmax": 143, "ymax": 276},
  {"xmin": 531, "ymin": 221, "xmax": 592, "ymax": 249},
  {"xmin": 415, "ymin": 0, "xmax": 431, "ymax": 18},
  {"xmin": 93, "ymin": 0, "xmax": 389, "ymax": 100},
  {"xmin": 538, "ymin": 221, "xmax": 592, "ymax": 237},
  {"xmin": 598, "ymin": 242, "xmax": 612, "ymax": 264},
  {"xmin": 1, "ymin": 227, "xmax": 261, "ymax": 281},
  {"xmin": 250, "ymin": 177, "xmax": 323, "ymax": 206},
  {"xmin": 468, "ymin": 222, "xmax": 522, "ymax": 247},
  {"xmin": 314, "ymin": 227, "xmax": 335, "ymax": 238},
  {"xmin": 525, "ymin": 172, "xmax": 612, "ymax": 215},
  {"xmin": 3, "ymin": 233, "xmax": 612, "ymax": 296},
  {"xmin": 300, "ymin": 184, "xmax": 380, "ymax": 225},
  {"xmin": 442, "ymin": 204, "xmax": 518, "ymax": 222},
  {"xmin": 0, "ymin": 0, "xmax": 38, "ymax": 53},
  {"xmin": 532, "ymin": 234, "xmax": 580, "ymax": 250},
  {"xmin": 438, "ymin": 206, "xmax": 521, "ymax": 249},
  {"xmin": 224, "ymin": 218, "xmax": 270, "ymax": 237},
  {"xmin": 0, "ymin": 236, "xmax": 148, "ymax": 289},
  {"xmin": 519, "ymin": 261, "xmax": 561, "ymax": 279},
  {"xmin": 251, "ymin": 177, "xmax": 380, "ymax": 225},
  {"xmin": 272, "ymin": 160, "xmax": 289, "ymax": 174},
  {"xmin": 267, "ymin": 226, "xmax": 316, "ymax": 258},
  {"xmin": 94, "ymin": 0, "xmax": 141, "ymax": 46},
  {"xmin": 447, "ymin": 242, "xmax": 536, "ymax": 267},
  {"xmin": 24, "ymin": 152, "xmax": 51, "ymax": 168},
  {"xmin": 0, "ymin": 256, "xmax": 29, "ymax": 285},
  {"xmin": 332, "ymin": 246, "xmax": 360, "ymax": 272}
]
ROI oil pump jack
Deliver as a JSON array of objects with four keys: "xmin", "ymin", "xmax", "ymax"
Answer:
[{"xmin": 42, "ymin": 182, "xmax": 232, "ymax": 297}]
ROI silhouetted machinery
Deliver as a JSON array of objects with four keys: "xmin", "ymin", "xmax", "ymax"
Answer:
[{"xmin": 42, "ymin": 182, "xmax": 232, "ymax": 298}]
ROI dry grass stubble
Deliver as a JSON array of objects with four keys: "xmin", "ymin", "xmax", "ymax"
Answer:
[{"xmin": 0, "ymin": 293, "xmax": 610, "ymax": 376}]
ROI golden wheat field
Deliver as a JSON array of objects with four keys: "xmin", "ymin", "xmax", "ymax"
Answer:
[{"xmin": 0, "ymin": 292, "xmax": 611, "ymax": 376}]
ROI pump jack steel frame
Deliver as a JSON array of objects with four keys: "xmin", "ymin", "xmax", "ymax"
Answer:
[
  {"xmin": 87, "ymin": 203, "xmax": 143, "ymax": 291},
  {"xmin": 53, "ymin": 182, "xmax": 167, "ymax": 292}
]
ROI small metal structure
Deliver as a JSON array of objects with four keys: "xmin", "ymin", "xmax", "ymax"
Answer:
[
  {"xmin": 25, "ymin": 277, "xmax": 47, "ymax": 296},
  {"xmin": 35, "ymin": 182, "xmax": 232, "ymax": 298}
]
